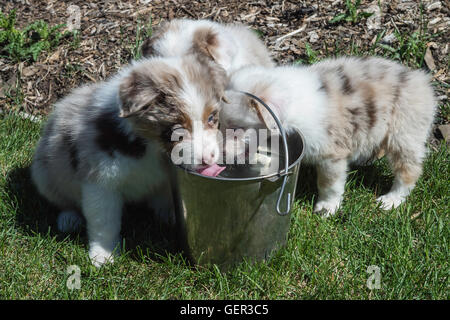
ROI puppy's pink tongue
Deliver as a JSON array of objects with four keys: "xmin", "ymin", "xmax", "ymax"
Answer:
[{"xmin": 196, "ymin": 164, "xmax": 226, "ymax": 177}]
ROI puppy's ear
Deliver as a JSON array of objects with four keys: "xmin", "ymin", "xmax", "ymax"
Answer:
[
  {"xmin": 249, "ymin": 97, "xmax": 280, "ymax": 132},
  {"xmin": 119, "ymin": 63, "xmax": 183, "ymax": 122},
  {"xmin": 192, "ymin": 27, "xmax": 221, "ymax": 62},
  {"xmin": 119, "ymin": 70, "xmax": 159, "ymax": 118},
  {"xmin": 191, "ymin": 32, "xmax": 229, "ymax": 103},
  {"xmin": 221, "ymin": 95, "xmax": 230, "ymax": 104}
]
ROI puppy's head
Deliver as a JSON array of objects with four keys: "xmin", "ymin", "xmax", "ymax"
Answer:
[
  {"xmin": 141, "ymin": 19, "xmax": 236, "ymax": 72},
  {"xmin": 219, "ymin": 90, "xmax": 268, "ymax": 131},
  {"xmin": 119, "ymin": 54, "xmax": 228, "ymax": 168},
  {"xmin": 219, "ymin": 69, "xmax": 280, "ymax": 132},
  {"xmin": 218, "ymin": 69, "xmax": 286, "ymax": 168}
]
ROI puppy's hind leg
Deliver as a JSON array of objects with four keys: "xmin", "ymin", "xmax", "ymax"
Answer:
[
  {"xmin": 377, "ymin": 149, "xmax": 423, "ymax": 210},
  {"xmin": 314, "ymin": 158, "xmax": 348, "ymax": 217},
  {"xmin": 81, "ymin": 183, "xmax": 123, "ymax": 267},
  {"xmin": 31, "ymin": 158, "xmax": 83, "ymax": 232}
]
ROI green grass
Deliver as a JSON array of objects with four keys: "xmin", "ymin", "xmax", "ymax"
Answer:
[
  {"xmin": 0, "ymin": 112, "xmax": 448, "ymax": 299},
  {"xmin": 130, "ymin": 17, "xmax": 153, "ymax": 60},
  {"xmin": 298, "ymin": 5, "xmax": 439, "ymax": 71},
  {"xmin": 297, "ymin": 28, "xmax": 435, "ymax": 69},
  {"xmin": 294, "ymin": 43, "xmax": 319, "ymax": 65},
  {"xmin": 329, "ymin": 0, "xmax": 374, "ymax": 25},
  {"xmin": 0, "ymin": 9, "xmax": 75, "ymax": 63},
  {"xmin": 0, "ymin": 9, "xmax": 78, "ymax": 112}
]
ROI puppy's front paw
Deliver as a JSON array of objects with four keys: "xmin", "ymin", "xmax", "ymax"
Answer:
[
  {"xmin": 89, "ymin": 243, "xmax": 119, "ymax": 268},
  {"xmin": 376, "ymin": 194, "xmax": 404, "ymax": 210},
  {"xmin": 314, "ymin": 199, "xmax": 341, "ymax": 218}
]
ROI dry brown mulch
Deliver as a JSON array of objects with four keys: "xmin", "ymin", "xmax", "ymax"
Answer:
[{"xmin": 0, "ymin": 0, "xmax": 448, "ymax": 120}]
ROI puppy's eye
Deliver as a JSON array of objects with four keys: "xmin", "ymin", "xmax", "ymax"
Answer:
[{"xmin": 208, "ymin": 111, "xmax": 218, "ymax": 126}]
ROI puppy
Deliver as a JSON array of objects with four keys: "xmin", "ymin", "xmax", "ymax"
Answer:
[
  {"xmin": 141, "ymin": 18, "xmax": 274, "ymax": 75},
  {"xmin": 220, "ymin": 56, "xmax": 436, "ymax": 216},
  {"xmin": 31, "ymin": 53, "xmax": 227, "ymax": 266}
]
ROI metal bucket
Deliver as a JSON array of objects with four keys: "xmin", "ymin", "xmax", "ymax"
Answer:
[{"xmin": 171, "ymin": 92, "xmax": 305, "ymax": 270}]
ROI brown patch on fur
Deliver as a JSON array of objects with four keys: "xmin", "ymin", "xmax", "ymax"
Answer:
[
  {"xmin": 388, "ymin": 149, "xmax": 423, "ymax": 186},
  {"xmin": 337, "ymin": 66, "xmax": 354, "ymax": 95},
  {"xmin": 118, "ymin": 61, "xmax": 193, "ymax": 141},
  {"xmin": 249, "ymin": 98, "xmax": 266, "ymax": 125},
  {"xmin": 182, "ymin": 54, "xmax": 228, "ymax": 102},
  {"xmin": 348, "ymin": 107, "xmax": 361, "ymax": 134},
  {"xmin": 391, "ymin": 163, "xmax": 421, "ymax": 186},
  {"xmin": 362, "ymin": 85, "xmax": 377, "ymax": 129},
  {"xmin": 326, "ymin": 125, "xmax": 333, "ymax": 138},
  {"xmin": 398, "ymin": 167, "xmax": 420, "ymax": 185},
  {"xmin": 326, "ymin": 123, "xmax": 352, "ymax": 159},
  {"xmin": 318, "ymin": 77, "xmax": 330, "ymax": 94},
  {"xmin": 371, "ymin": 135, "xmax": 388, "ymax": 160},
  {"xmin": 392, "ymin": 70, "xmax": 409, "ymax": 104},
  {"xmin": 161, "ymin": 71, "xmax": 183, "ymax": 90},
  {"xmin": 191, "ymin": 27, "xmax": 220, "ymax": 62},
  {"xmin": 376, "ymin": 148, "xmax": 386, "ymax": 159},
  {"xmin": 317, "ymin": 172, "xmax": 334, "ymax": 189},
  {"xmin": 351, "ymin": 120, "xmax": 360, "ymax": 134},
  {"xmin": 119, "ymin": 62, "xmax": 184, "ymax": 118},
  {"xmin": 182, "ymin": 117, "xmax": 193, "ymax": 133},
  {"xmin": 348, "ymin": 107, "xmax": 360, "ymax": 117}
]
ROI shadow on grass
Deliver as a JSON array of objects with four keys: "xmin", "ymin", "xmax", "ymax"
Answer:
[
  {"xmin": 347, "ymin": 160, "xmax": 393, "ymax": 196},
  {"xmin": 5, "ymin": 160, "xmax": 394, "ymax": 264},
  {"xmin": 293, "ymin": 160, "xmax": 393, "ymax": 219},
  {"xmin": 5, "ymin": 166, "xmax": 180, "ymax": 263}
]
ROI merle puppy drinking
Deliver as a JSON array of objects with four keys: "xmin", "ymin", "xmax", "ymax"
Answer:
[{"xmin": 31, "ymin": 50, "xmax": 227, "ymax": 266}]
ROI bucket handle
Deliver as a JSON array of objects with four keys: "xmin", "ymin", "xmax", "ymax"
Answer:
[{"xmin": 240, "ymin": 92, "xmax": 291, "ymax": 216}]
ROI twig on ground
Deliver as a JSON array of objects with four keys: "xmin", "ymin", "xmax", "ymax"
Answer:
[{"xmin": 274, "ymin": 24, "xmax": 307, "ymax": 48}]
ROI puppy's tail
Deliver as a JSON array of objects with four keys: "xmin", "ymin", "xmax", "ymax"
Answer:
[{"xmin": 57, "ymin": 210, "xmax": 83, "ymax": 233}]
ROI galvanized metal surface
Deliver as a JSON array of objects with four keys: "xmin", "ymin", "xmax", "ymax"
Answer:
[{"xmin": 172, "ymin": 130, "xmax": 304, "ymax": 270}]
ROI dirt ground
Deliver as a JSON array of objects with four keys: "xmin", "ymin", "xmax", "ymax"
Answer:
[{"xmin": 0, "ymin": 0, "xmax": 448, "ymax": 124}]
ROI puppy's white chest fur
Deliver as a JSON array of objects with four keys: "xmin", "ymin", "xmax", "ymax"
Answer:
[{"xmin": 107, "ymin": 144, "xmax": 168, "ymax": 202}]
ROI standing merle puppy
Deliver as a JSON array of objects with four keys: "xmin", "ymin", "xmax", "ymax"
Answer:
[
  {"xmin": 31, "ymin": 50, "xmax": 227, "ymax": 266},
  {"xmin": 220, "ymin": 57, "xmax": 436, "ymax": 216}
]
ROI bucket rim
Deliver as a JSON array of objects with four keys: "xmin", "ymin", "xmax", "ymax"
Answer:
[{"xmin": 174, "ymin": 128, "xmax": 306, "ymax": 182}]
